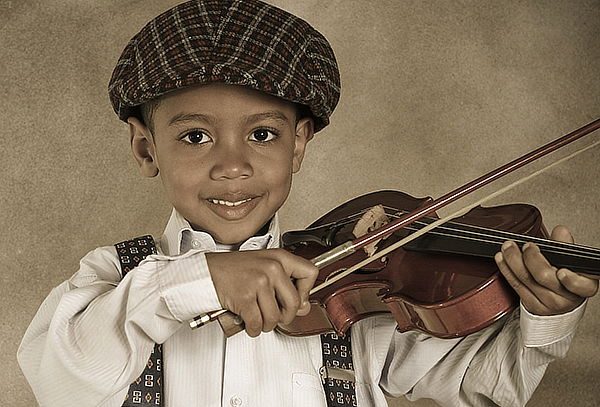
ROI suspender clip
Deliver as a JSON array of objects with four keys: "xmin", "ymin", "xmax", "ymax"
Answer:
[{"xmin": 319, "ymin": 365, "xmax": 356, "ymax": 384}]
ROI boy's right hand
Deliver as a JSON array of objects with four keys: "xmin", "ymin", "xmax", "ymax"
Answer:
[{"xmin": 206, "ymin": 249, "xmax": 318, "ymax": 337}]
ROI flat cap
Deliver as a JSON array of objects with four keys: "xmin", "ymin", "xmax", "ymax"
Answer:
[{"xmin": 108, "ymin": 0, "xmax": 340, "ymax": 132}]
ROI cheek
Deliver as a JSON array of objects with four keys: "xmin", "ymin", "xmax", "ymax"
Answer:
[
  {"xmin": 263, "ymin": 148, "xmax": 294, "ymax": 181},
  {"xmin": 263, "ymin": 155, "xmax": 295, "ymax": 205},
  {"xmin": 158, "ymin": 155, "xmax": 204, "ymax": 198}
]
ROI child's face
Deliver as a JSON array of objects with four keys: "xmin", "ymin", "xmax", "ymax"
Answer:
[{"xmin": 129, "ymin": 84, "xmax": 313, "ymax": 244}]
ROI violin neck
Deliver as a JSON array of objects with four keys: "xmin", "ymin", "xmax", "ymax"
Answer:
[{"xmin": 404, "ymin": 219, "xmax": 600, "ymax": 276}]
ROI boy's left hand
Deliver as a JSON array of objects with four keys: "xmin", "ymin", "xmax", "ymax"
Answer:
[{"xmin": 495, "ymin": 225, "xmax": 599, "ymax": 316}]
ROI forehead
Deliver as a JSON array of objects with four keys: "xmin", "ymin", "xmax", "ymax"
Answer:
[{"xmin": 153, "ymin": 83, "xmax": 297, "ymax": 124}]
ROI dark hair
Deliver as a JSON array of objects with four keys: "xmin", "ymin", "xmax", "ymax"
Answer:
[{"xmin": 139, "ymin": 98, "xmax": 162, "ymax": 134}]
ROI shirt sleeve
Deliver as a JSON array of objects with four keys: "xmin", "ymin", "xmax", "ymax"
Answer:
[
  {"xmin": 380, "ymin": 301, "xmax": 586, "ymax": 407},
  {"xmin": 17, "ymin": 245, "xmax": 222, "ymax": 407}
]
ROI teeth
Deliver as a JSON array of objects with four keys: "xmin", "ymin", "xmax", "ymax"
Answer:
[{"xmin": 209, "ymin": 198, "xmax": 253, "ymax": 207}]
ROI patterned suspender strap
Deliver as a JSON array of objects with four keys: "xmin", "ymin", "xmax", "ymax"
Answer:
[
  {"xmin": 114, "ymin": 235, "xmax": 164, "ymax": 407},
  {"xmin": 320, "ymin": 330, "xmax": 357, "ymax": 407}
]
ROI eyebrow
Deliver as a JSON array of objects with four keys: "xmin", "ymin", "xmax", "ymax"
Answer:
[
  {"xmin": 168, "ymin": 113, "xmax": 216, "ymax": 127},
  {"xmin": 167, "ymin": 110, "xmax": 291, "ymax": 127},
  {"xmin": 243, "ymin": 111, "xmax": 291, "ymax": 126}
]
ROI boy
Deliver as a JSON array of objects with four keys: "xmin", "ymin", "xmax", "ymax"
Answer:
[{"xmin": 17, "ymin": 1, "xmax": 598, "ymax": 406}]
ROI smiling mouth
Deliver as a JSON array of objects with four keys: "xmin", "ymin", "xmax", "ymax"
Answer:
[
  {"xmin": 205, "ymin": 195, "xmax": 261, "ymax": 221},
  {"xmin": 207, "ymin": 197, "xmax": 254, "ymax": 207}
]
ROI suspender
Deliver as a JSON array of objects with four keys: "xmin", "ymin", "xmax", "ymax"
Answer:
[
  {"xmin": 114, "ymin": 235, "xmax": 356, "ymax": 406},
  {"xmin": 115, "ymin": 236, "xmax": 163, "ymax": 407},
  {"xmin": 320, "ymin": 332, "xmax": 357, "ymax": 406}
]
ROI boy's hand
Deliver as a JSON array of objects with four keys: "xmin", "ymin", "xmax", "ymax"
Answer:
[
  {"xmin": 495, "ymin": 225, "xmax": 599, "ymax": 316},
  {"xmin": 206, "ymin": 249, "xmax": 318, "ymax": 337}
]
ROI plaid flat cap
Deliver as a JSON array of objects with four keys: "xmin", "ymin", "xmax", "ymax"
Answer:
[{"xmin": 108, "ymin": 0, "xmax": 340, "ymax": 132}]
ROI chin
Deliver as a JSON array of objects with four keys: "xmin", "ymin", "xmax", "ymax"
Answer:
[{"xmin": 187, "ymin": 209, "xmax": 274, "ymax": 245}]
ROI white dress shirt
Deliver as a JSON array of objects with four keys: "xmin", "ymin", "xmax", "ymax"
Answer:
[{"xmin": 18, "ymin": 209, "xmax": 585, "ymax": 407}]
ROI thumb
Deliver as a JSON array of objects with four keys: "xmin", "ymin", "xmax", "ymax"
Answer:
[{"xmin": 550, "ymin": 225, "xmax": 574, "ymax": 244}]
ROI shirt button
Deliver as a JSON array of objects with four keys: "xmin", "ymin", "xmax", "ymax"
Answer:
[
  {"xmin": 191, "ymin": 240, "xmax": 201, "ymax": 249},
  {"xmin": 230, "ymin": 395, "xmax": 243, "ymax": 406}
]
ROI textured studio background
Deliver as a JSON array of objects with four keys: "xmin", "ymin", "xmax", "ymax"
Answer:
[{"xmin": 1, "ymin": 0, "xmax": 599, "ymax": 406}]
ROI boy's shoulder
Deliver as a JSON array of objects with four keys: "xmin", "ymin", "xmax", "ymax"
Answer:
[
  {"xmin": 69, "ymin": 235, "xmax": 162, "ymax": 288},
  {"xmin": 114, "ymin": 235, "xmax": 157, "ymax": 275}
]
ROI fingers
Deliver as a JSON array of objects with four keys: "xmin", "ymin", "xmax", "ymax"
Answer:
[
  {"xmin": 206, "ymin": 249, "xmax": 318, "ymax": 337},
  {"xmin": 248, "ymin": 276, "xmax": 304, "ymax": 334},
  {"xmin": 236, "ymin": 277, "xmax": 295, "ymax": 337},
  {"xmin": 495, "ymin": 248, "xmax": 547, "ymax": 312},
  {"xmin": 547, "ymin": 227, "xmax": 600, "ymax": 291},
  {"xmin": 257, "ymin": 285, "xmax": 283, "ymax": 333},
  {"xmin": 500, "ymin": 240, "xmax": 581, "ymax": 308},
  {"xmin": 238, "ymin": 300, "xmax": 263, "ymax": 338},
  {"xmin": 496, "ymin": 226, "xmax": 598, "ymax": 315},
  {"xmin": 270, "ymin": 275, "xmax": 300, "ymax": 325},
  {"xmin": 521, "ymin": 242, "xmax": 579, "ymax": 302},
  {"xmin": 550, "ymin": 225, "xmax": 574, "ymax": 244},
  {"xmin": 242, "ymin": 255, "xmax": 297, "ymax": 333},
  {"xmin": 557, "ymin": 268, "xmax": 599, "ymax": 298},
  {"xmin": 277, "ymin": 251, "xmax": 318, "ymax": 316}
]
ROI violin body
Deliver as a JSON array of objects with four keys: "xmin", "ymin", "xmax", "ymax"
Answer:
[
  {"xmin": 186, "ymin": 119, "xmax": 599, "ymax": 337},
  {"xmin": 188, "ymin": 119, "xmax": 600, "ymax": 338},
  {"xmin": 278, "ymin": 190, "xmax": 548, "ymax": 338}
]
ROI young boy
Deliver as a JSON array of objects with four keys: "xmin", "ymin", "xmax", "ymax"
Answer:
[{"xmin": 17, "ymin": 1, "xmax": 598, "ymax": 406}]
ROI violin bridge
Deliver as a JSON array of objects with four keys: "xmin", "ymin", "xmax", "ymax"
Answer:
[{"xmin": 352, "ymin": 204, "xmax": 390, "ymax": 256}]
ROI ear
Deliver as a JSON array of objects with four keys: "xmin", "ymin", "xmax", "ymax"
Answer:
[
  {"xmin": 292, "ymin": 117, "xmax": 314, "ymax": 173},
  {"xmin": 128, "ymin": 117, "xmax": 159, "ymax": 177}
]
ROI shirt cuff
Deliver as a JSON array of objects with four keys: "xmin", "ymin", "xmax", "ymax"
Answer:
[
  {"xmin": 520, "ymin": 300, "xmax": 587, "ymax": 347},
  {"xmin": 154, "ymin": 250, "xmax": 223, "ymax": 322}
]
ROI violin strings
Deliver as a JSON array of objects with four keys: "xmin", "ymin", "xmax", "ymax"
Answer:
[
  {"xmin": 384, "ymin": 215, "xmax": 600, "ymax": 260},
  {"xmin": 301, "ymin": 207, "xmax": 392, "ymax": 235},
  {"xmin": 311, "ymin": 136, "xmax": 600, "ymax": 295},
  {"xmin": 348, "ymin": 204, "xmax": 600, "ymax": 260},
  {"xmin": 300, "ymin": 204, "xmax": 600, "ymax": 261},
  {"xmin": 404, "ymin": 223, "xmax": 600, "ymax": 261},
  {"xmin": 311, "ymin": 199, "xmax": 484, "ymax": 294},
  {"xmin": 382, "ymin": 209, "xmax": 600, "ymax": 261},
  {"xmin": 379, "ymin": 205, "xmax": 600, "ymax": 256}
]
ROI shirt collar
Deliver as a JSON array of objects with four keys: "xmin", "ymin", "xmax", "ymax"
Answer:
[{"xmin": 161, "ymin": 208, "xmax": 280, "ymax": 256}]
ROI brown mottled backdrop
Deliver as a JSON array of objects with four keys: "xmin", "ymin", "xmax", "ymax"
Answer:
[{"xmin": 2, "ymin": 1, "xmax": 598, "ymax": 406}]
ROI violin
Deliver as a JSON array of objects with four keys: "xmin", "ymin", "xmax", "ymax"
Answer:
[
  {"xmin": 277, "ymin": 189, "xmax": 600, "ymax": 338},
  {"xmin": 188, "ymin": 118, "xmax": 600, "ymax": 338}
]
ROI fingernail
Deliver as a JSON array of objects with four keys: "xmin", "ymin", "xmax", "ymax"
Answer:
[
  {"xmin": 502, "ymin": 240, "xmax": 515, "ymax": 250},
  {"xmin": 557, "ymin": 269, "xmax": 567, "ymax": 279},
  {"xmin": 494, "ymin": 252, "xmax": 503, "ymax": 263}
]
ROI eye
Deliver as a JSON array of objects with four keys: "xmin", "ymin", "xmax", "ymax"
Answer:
[
  {"xmin": 181, "ymin": 130, "xmax": 211, "ymax": 145},
  {"xmin": 250, "ymin": 129, "xmax": 278, "ymax": 142}
]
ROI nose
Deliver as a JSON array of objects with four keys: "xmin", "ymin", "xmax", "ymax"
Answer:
[{"xmin": 209, "ymin": 141, "xmax": 253, "ymax": 180}]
